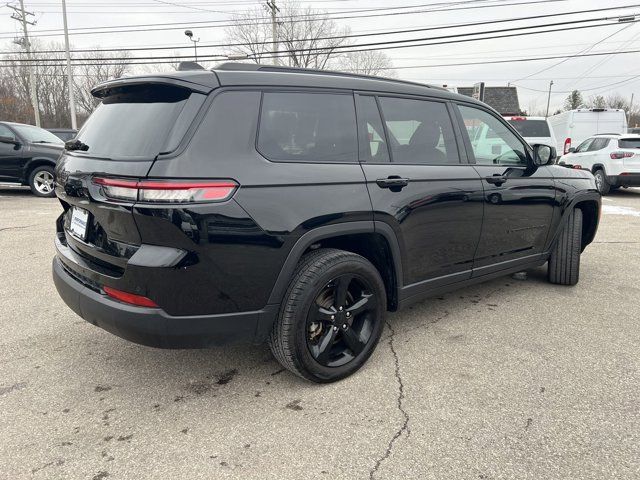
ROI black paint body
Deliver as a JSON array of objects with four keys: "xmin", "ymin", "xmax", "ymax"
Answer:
[{"xmin": 52, "ymin": 67, "xmax": 601, "ymax": 348}]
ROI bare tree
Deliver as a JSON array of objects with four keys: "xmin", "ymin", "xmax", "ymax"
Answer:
[
  {"xmin": 336, "ymin": 50, "xmax": 395, "ymax": 77},
  {"xmin": 225, "ymin": 1, "xmax": 350, "ymax": 69},
  {"xmin": 586, "ymin": 95, "xmax": 606, "ymax": 109},
  {"xmin": 74, "ymin": 49, "xmax": 132, "ymax": 116},
  {"xmin": 605, "ymin": 93, "xmax": 628, "ymax": 110}
]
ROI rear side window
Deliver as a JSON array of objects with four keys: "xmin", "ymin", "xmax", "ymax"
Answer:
[
  {"xmin": 619, "ymin": 138, "xmax": 640, "ymax": 148},
  {"xmin": 378, "ymin": 97, "xmax": 459, "ymax": 164},
  {"xmin": 507, "ymin": 119, "xmax": 551, "ymax": 137},
  {"xmin": 76, "ymin": 84, "xmax": 203, "ymax": 159},
  {"xmin": 588, "ymin": 138, "xmax": 609, "ymax": 151},
  {"xmin": 257, "ymin": 92, "xmax": 357, "ymax": 163},
  {"xmin": 575, "ymin": 138, "xmax": 593, "ymax": 153},
  {"xmin": 355, "ymin": 95, "xmax": 390, "ymax": 163}
]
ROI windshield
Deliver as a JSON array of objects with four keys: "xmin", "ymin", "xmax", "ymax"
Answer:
[
  {"xmin": 508, "ymin": 119, "xmax": 550, "ymax": 137},
  {"xmin": 619, "ymin": 138, "xmax": 640, "ymax": 149},
  {"xmin": 12, "ymin": 125, "xmax": 64, "ymax": 145},
  {"xmin": 75, "ymin": 84, "xmax": 194, "ymax": 159}
]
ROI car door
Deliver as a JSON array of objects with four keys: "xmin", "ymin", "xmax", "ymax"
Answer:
[
  {"xmin": 583, "ymin": 137, "xmax": 610, "ymax": 170},
  {"xmin": 454, "ymin": 103, "xmax": 556, "ymax": 276},
  {"xmin": 565, "ymin": 137, "xmax": 594, "ymax": 166},
  {"xmin": 0, "ymin": 124, "xmax": 25, "ymax": 182},
  {"xmin": 356, "ymin": 93, "xmax": 484, "ymax": 293}
]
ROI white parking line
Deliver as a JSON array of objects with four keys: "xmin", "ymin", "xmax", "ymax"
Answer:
[{"xmin": 601, "ymin": 205, "xmax": 640, "ymax": 217}]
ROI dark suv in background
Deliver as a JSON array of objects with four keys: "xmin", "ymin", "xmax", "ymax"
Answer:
[
  {"xmin": 52, "ymin": 64, "xmax": 600, "ymax": 382},
  {"xmin": 0, "ymin": 121, "xmax": 64, "ymax": 197}
]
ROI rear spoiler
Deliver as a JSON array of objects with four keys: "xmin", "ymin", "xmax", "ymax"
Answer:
[{"xmin": 91, "ymin": 74, "xmax": 219, "ymax": 98}]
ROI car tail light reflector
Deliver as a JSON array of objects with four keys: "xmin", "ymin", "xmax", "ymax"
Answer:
[
  {"xmin": 510, "ymin": 116, "xmax": 526, "ymax": 121},
  {"xmin": 103, "ymin": 286, "xmax": 159, "ymax": 308},
  {"xmin": 564, "ymin": 138, "xmax": 571, "ymax": 155},
  {"xmin": 610, "ymin": 152, "xmax": 634, "ymax": 159},
  {"xmin": 92, "ymin": 177, "xmax": 238, "ymax": 203}
]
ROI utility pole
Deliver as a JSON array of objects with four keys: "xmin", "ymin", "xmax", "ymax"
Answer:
[
  {"xmin": 545, "ymin": 80, "xmax": 554, "ymax": 118},
  {"xmin": 62, "ymin": 0, "xmax": 77, "ymax": 129},
  {"xmin": 265, "ymin": 0, "xmax": 279, "ymax": 65},
  {"xmin": 630, "ymin": 93, "xmax": 635, "ymax": 127},
  {"xmin": 9, "ymin": 0, "xmax": 40, "ymax": 126}
]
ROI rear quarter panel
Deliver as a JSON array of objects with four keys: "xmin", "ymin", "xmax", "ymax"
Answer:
[{"xmin": 144, "ymin": 88, "xmax": 372, "ymax": 315}]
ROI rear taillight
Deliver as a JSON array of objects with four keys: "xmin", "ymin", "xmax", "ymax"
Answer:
[
  {"xmin": 610, "ymin": 152, "xmax": 634, "ymax": 159},
  {"xmin": 103, "ymin": 286, "xmax": 159, "ymax": 308},
  {"xmin": 92, "ymin": 177, "xmax": 238, "ymax": 203},
  {"xmin": 564, "ymin": 138, "xmax": 571, "ymax": 155}
]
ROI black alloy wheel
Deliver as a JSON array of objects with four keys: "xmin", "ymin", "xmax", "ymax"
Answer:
[
  {"xmin": 306, "ymin": 274, "xmax": 377, "ymax": 368},
  {"xmin": 268, "ymin": 249, "xmax": 386, "ymax": 382}
]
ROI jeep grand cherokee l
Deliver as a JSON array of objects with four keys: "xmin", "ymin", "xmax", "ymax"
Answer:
[{"xmin": 52, "ymin": 63, "xmax": 601, "ymax": 382}]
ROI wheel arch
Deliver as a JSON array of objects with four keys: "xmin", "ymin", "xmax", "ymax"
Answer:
[
  {"xmin": 548, "ymin": 191, "xmax": 601, "ymax": 253},
  {"xmin": 591, "ymin": 163, "xmax": 606, "ymax": 174},
  {"xmin": 24, "ymin": 158, "xmax": 56, "ymax": 183},
  {"xmin": 266, "ymin": 221, "xmax": 403, "ymax": 312}
]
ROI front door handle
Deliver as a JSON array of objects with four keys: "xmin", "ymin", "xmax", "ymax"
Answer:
[
  {"xmin": 484, "ymin": 175, "xmax": 507, "ymax": 186},
  {"xmin": 376, "ymin": 176, "xmax": 410, "ymax": 191}
]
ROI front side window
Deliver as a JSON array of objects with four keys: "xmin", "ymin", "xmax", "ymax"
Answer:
[
  {"xmin": 257, "ymin": 92, "xmax": 357, "ymax": 163},
  {"xmin": 575, "ymin": 138, "xmax": 593, "ymax": 153},
  {"xmin": 458, "ymin": 105, "xmax": 527, "ymax": 166},
  {"xmin": 377, "ymin": 97, "xmax": 459, "ymax": 164},
  {"xmin": 0, "ymin": 124, "xmax": 16, "ymax": 140}
]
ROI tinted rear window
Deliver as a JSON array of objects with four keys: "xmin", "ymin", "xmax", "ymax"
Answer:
[
  {"xmin": 507, "ymin": 119, "xmax": 550, "ymax": 137},
  {"xmin": 257, "ymin": 92, "xmax": 357, "ymax": 163},
  {"xmin": 619, "ymin": 138, "xmax": 640, "ymax": 148},
  {"xmin": 75, "ymin": 84, "xmax": 199, "ymax": 159}
]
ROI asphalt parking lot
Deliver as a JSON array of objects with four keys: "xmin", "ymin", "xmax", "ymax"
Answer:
[{"xmin": 1, "ymin": 186, "xmax": 639, "ymax": 480}]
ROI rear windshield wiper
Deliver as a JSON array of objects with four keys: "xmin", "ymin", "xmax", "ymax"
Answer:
[{"xmin": 65, "ymin": 139, "xmax": 90, "ymax": 151}]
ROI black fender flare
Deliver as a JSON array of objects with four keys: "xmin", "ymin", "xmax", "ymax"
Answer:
[
  {"xmin": 266, "ymin": 220, "xmax": 403, "ymax": 306},
  {"xmin": 591, "ymin": 163, "xmax": 606, "ymax": 175},
  {"xmin": 547, "ymin": 190, "xmax": 601, "ymax": 252}
]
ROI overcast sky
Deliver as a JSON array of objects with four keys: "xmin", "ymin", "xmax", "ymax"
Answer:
[{"xmin": 1, "ymin": 0, "xmax": 638, "ymax": 114}]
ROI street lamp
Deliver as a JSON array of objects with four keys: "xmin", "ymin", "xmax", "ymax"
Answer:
[{"xmin": 184, "ymin": 29, "xmax": 200, "ymax": 63}]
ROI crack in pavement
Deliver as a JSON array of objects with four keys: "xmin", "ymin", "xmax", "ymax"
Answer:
[
  {"xmin": 0, "ymin": 224, "xmax": 37, "ymax": 232},
  {"xmin": 369, "ymin": 321, "xmax": 410, "ymax": 480}
]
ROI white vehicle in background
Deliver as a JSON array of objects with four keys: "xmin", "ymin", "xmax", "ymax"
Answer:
[
  {"xmin": 563, "ymin": 133, "xmax": 640, "ymax": 195},
  {"xmin": 504, "ymin": 116, "xmax": 556, "ymax": 149},
  {"xmin": 548, "ymin": 108, "xmax": 628, "ymax": 157}
]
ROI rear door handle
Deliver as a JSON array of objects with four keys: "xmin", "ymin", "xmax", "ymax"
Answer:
[
  {"xmin": 484, "ymin": 175, "xmax": 507, "ymax": 186},
  {"xmin": 376, "ymin": 176, "xmax": 410, "ymax": 190}
]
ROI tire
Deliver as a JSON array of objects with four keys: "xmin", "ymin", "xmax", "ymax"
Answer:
[
  {"xmin": 548, "ymin": 208, "xmax": 582, "ymax": 286},
  {"xmin": 28, "ymin": 165, "xmax": 56, "ymax": 197},
  {"xmin": 593, "ymin": 169, "xmax": 610, "ymax": 195},
  {"xmin": 268, "ymin": 248, "xmax": 387, "ymax": 383}
]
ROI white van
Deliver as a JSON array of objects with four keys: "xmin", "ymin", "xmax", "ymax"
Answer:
[
  {"xmin": 504, "ymin": 116, "xmax": 556, "ymax": 149},
  {"xmin": 548, "ymin": 108, "xmax": 628, "ymax": 157}
]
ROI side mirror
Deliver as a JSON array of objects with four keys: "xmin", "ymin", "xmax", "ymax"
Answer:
[
  {"xmin": 532, "ymin": 144, "xmax": 556, "ymax": 166},
  {"xmin": 568, "ymin": 147, "xmax": 576, "ymax": 153},
  {"xmin": 0, "ymin": 135, "xmax": 19, "ymax": 145}
]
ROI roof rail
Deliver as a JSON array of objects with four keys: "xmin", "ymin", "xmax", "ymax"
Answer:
[{"xmin": 213, "ymin": 62, "xmax": 443, "ymax": 90}]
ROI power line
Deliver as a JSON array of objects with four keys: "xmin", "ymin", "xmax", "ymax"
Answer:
[
  {"xmin": 6, "ymin": 3, "xmax": 638, "ymax": 56},
  {"xmin": 2, "ymin": 13, "xmax": 638, "ymax": 64},
  {"xmin": 0, "ymin": 0, "xmax": 574, "ymax": 39}
]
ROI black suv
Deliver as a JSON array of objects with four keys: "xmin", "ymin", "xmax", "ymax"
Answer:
[
  {"xmin": 0, "ymin": 121, "xmax": 64, "ymax": 197},
  {"xmin": 52, "ymin": 64, "xmax": 600, "ymax": 382}
]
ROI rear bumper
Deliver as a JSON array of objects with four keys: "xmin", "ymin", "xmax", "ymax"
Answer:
[
  {"xmin": 52, "ymin": 257, "xmax": 278, "ymax": 348},
  {"xmin": 608, "ymin": 174, "xmax": 640, "ymax": 187}
]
